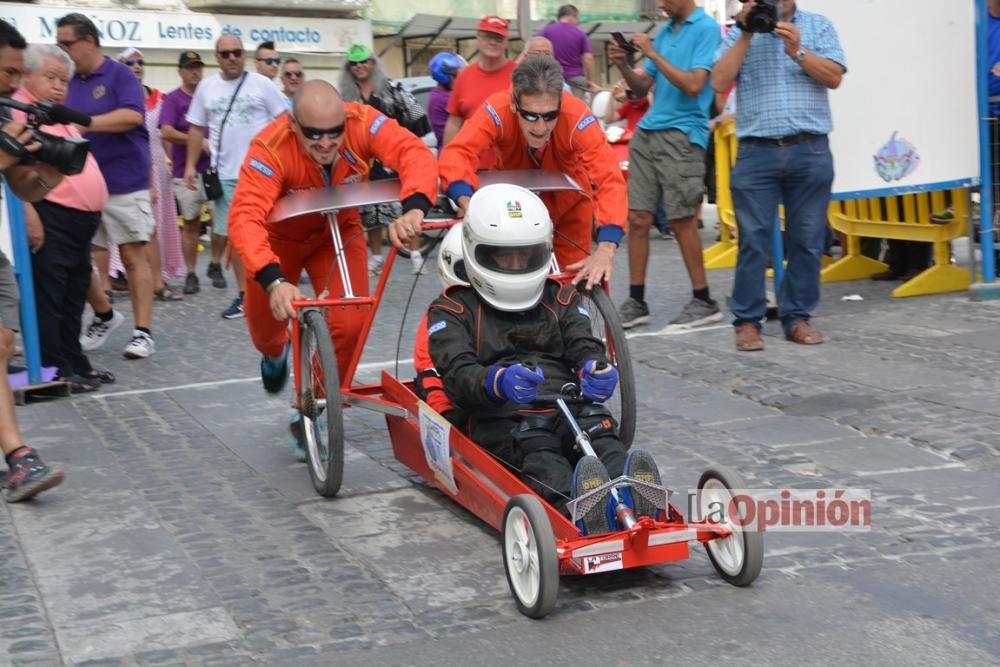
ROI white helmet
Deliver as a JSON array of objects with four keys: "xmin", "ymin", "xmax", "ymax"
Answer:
[
  {"xmin": 462, "ymin": 184, "xmax": 553, "ymax": 312},
  {"xmin": 436, "ymin": 223, "xmax": 469, "ymax": 289}
]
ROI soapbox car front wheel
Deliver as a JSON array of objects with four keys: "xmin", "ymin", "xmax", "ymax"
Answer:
[
  {"xmin": 299, "ymin": 309, "xmax": 344, "ymax": 498},
  {"xmin": 697, "ymin": 465, "xmax": 763, "ymax": 586},
  {"xmin": 502, "ymin": 494, "xmax": 559, "ymax": 619}
]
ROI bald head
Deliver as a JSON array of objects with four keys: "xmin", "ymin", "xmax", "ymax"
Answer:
[
  {"xmin": 215, "ymin": 34, "xmax": 245, "ymax": 79},
  {"xmin": 216, "ymin": 34, "xmax": 242, "ymax": 51},
  {"xmin": 293, "ymin": 80, "xmax": 343, "ymax": 121},
  {"xmin": 518, "ymin": 36, "xmax": 554, "ymax": 64}
]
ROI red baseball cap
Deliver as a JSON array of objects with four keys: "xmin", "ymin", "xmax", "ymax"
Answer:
[{"xmin": 478, "ymin": 16, "xmax": 510, "ymax": 39}]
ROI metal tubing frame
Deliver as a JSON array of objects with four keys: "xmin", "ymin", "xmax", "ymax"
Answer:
[{"xmin": 976, "ymin": 0, "xmax": 997, "ymax": 281}]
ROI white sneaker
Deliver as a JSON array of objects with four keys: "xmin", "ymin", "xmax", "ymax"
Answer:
[
  {"xmin": 368, "ymin": 255, "xmax": 384, "ymax": 276},
  {"xmin": 122, "ymin": 330, "xmax": 155, "ymax": 359},
  {"xmin": 80, "ymin": 310, "xmax": 125, "ymax": 351}
]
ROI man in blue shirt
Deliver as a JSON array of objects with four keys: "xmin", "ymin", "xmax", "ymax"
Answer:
[
  {"xmin": 608, "ymin": 1, "xmax": 722, "ymax": 332},
  {"xmin": 713, "ymin": 1, "xmax": 846, "ymax": 352}
]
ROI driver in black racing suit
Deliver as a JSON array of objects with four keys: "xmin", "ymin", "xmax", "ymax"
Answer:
[{"xmin": 427, "ymin": 184, "xmax": 660, "ymax": 535}]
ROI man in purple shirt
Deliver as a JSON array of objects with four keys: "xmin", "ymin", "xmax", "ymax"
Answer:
[
  {"xmin": 58, "ymin": 12, "xmax": 157, "ymax": 360},
  {"xmin": 538, "ymin": 4, "xmax": 596, "ymax": 99},
  {"xmin": 160, "ymin": 50, "xmax": 217, "ymax": 295},
  {"xmin": 427, "ymin": 51, "xmax": 465, "ymax": 150}
]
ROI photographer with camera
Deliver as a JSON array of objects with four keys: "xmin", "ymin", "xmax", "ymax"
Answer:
[
  {"xmin": 14, "ymin": 44, "xmax": 110, "ymax": 394},
  {"xmin": 0, "ymin": 20, "xmax": 65, "ymax": 501},
  {"xmin": 712, "ymin": 1, "xmax": 846, "ymax": 351}
]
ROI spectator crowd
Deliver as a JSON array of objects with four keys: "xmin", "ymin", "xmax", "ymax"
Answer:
[{"xmin": 0, "ymin": 1, "xmax": 851, "ymax": 501}]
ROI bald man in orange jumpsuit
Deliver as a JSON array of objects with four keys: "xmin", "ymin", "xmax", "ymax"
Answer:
[
  {"xmin": 439, "ymin": 56, "xmax": 627, "ymax": 289},
  {"xmin": 228, "ymin": 80, "xmax": 438, "ymax": 393}
]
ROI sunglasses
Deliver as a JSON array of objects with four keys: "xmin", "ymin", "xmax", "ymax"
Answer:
[
  {"xmin": 256, "ymin": 57, "xmax": 281, "ymax": 66},
  {"xmin": 283, "ymin": 70, "xmax": 304, "ymax": 79},
  {"xmin": 125, "ymin": 59, "xmax": 144, "ymax": 67},
  {"xmin": 514, "ymin": 102, "xmax": 560, "ymax": 123},
  {"xmin": 348, "ymin": 59, "xmax": 373, "ymax": 67},
  {"xmin": 217, "ymin": 49, "xmax": 243, "ymax": 59},
  {"xmin": 296, "ymin": 119, "xmax": 346, "ymax": 141}
]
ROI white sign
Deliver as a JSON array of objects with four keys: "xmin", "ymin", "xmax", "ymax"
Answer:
[
  {"xmin": 808, "ymin": 0, "xmax": 978, "ymax": 197},
  {"xmin": 0, "ymin": 2, "xmax": 371, "ymax": 54},
  {"xmin": 418, "ymin": 400, "xmax": 457, "ymax": 495}
]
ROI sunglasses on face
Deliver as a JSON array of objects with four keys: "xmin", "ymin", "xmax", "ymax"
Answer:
[
  {"xmin": 57, "ymin": 38, "xmax": 82, "ymax": 50},
  {"xmin": 256, "ymin": 57, "xmax": 281, "ymax": 66},
  {"xmin": 514, "ymin": 102, "xmax": 560, "ymax": 123},
  {"xmin": 217, "ymin": 49, "xmax": 243, "ymax": 59},
  {"xmin": 296, "ymin": 119, "xmax": 345, "ymax": 141},
  {"xmin": 125, "ymin": 59, "xmax": 144, "ymax": 67},
  {"xmin": 283, "ymin": 70, "xmax": 303, "ymax": 79},
  {"xmin": 348, "ymin": 59, "xmax": 373, "ymax": 67}
]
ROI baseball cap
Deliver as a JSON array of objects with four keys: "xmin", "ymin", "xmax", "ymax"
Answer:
[
  {"xmin": 477, "ymin": 16, "xmax": 509, "ymax": 39},
  {"xmin": 346, "ymin": 43, "xmax": 373, "ymax": 63},
  {"xmin": 178, "ymin": 51, "xmax": 204, "ymax": 67}
]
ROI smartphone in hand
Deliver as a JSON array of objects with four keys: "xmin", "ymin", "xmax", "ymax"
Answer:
[{"xmin": 611, "ymin": 31, "xmax": 638, "ymax": 54}]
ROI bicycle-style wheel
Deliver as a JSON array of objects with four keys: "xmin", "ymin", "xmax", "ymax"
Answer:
[
  {"xmin": 576, "ymin": 285, "xmax": 636, "ymax": 447},
  {"xmin": 298, "ymin": 309, "xmax": 344, "ymax": 497}
]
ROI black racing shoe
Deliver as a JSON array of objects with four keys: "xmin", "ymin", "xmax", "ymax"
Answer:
[
  {"xmin": 572, "ymin": 455, "xmax": 611, "ymax": 536},
  {"xmin": 3, "ymin": 447, "xmax": 64, "ymax": 503},
  {"xmin": 206, "ymin": 262, "xmax": 227, "ymax": 289},
  {"xmin": 183, "ymin": 272, "xmax": 200, "ymax": 295},
  {"xmin": 623, "ymin": 448, "xmax": 662, "ymax": 520}
]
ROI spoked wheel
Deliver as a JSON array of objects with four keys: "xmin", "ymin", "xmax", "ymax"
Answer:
[
  {"xmin": 298, "ymin": 309, "xmax": 344, "ymax": 497},
  {"xmin": 576, "ymin": 285, "xmax": 636, "ymax": 447},
  {"xmin": 502, "ymin": 495, "xmax": 559, "ymax": 619},
  {"xmin": 697, "ymin": 465, "xmax": 763, "ymax": 586}
]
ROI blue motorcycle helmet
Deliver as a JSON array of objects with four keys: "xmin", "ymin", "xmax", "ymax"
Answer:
[{"xmin": 429, "ymin": 52, "xmax": 466, "ymax": 90}]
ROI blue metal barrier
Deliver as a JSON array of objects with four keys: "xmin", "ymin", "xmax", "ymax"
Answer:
[
  {"xmin": 3, "ymin": 183, "xmax": 41, "ymax": 384},
  {"xmin": 977, "ymin": 0, "xmax": 997, "ymax": 282}
]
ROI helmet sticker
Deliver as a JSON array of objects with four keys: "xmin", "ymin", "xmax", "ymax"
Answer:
[{"xmin": 506, "ymin": 200, "xmax": 522, "ymax": 218}]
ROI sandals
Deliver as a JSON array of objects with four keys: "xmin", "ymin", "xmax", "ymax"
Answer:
[
  {"xmin": 785, "ymin": 320, "xmax": 825, "ymax": 345},
  {"xmin": 154, "ymin": 286, "xmax": 184, "ymax": 301},
  {"xmin": 63, "ymin": 374, "xmax": 100, "ymax": 393},
  {"xmin": 735, "ymin": 323, "xmax": 764, "ymax": 351},
  {"xmin": 81, "ymin": 367, "xmax": 116, "ymax": 385}
]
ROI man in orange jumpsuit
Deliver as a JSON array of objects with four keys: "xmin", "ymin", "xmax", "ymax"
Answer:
[
  {"xmin": 438, "ymin": 56, "xmax": 627, "ymax": 289},
  {"xmin": 228, "ymin": 80, "xmax": 438, "ymax": 393}
]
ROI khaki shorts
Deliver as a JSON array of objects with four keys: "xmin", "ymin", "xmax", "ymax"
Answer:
[
  {"xmin": 0, "ymin": 251, "xmax": 20, "ymax": 332},
  {"xmin": 173, "ymin": 175, "xmax": 212, "ymax": 220},
  {"xmin": 92, "ymin": 190, "xmax": 155, "ymax": 248},
  {"xmin": 627, "ymin": 127, "xmax": 706, "ymax": 221}
]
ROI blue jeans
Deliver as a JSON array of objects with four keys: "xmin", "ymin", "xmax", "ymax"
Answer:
[{"xmin": 729, "ymin": 135, "xmax": 834, "ymax": 332}]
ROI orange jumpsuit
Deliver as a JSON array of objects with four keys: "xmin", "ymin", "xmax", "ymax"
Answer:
[
  {"xmin": 439, "ymin": 89, "xmax": 628, "ymax": 266},
  {"xmin": 228, "ymin": 106, "xmax": 438, "ymax": 380}
]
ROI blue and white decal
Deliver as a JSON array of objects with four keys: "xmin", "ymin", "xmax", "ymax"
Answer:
[
  {"xmin": 576, "ymin": 114, "xmax": 597, "ymax": 132},
  {"xmin": 369, "ymin": 114, "xmax": 387, "ymax": 136},
  {"xmin": 428, "ymin": 320, "xmax": 448, "ymax": 335},
  {"xmin": 249, "ymin": 158, "xmax": 274, "ymax": 178},
  {"xmin": 342, "ymin": 148, "xmax": 358, "ymax": 165},
  {"xmin": 577, "ymin": 305, "xmax": 590, "ymax": 318},
  {"xmin": 484, "ymin": 101, "xmax": 501, "ymax": 128}
]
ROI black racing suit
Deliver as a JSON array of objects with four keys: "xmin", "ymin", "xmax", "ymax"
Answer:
[{"xmin": 427, "ymin": 280, "xmax": 627, "ymax": 512}]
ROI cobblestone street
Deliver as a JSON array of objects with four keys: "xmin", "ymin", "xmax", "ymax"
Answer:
[{"xmin": 4, "ymin": 225, "xmax": 1000, "ymax": 666}]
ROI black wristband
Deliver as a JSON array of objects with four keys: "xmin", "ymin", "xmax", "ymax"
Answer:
[
  {"xmin": 255, "ymin": 263, "xmax": 285, "ymax": 290},
  {"xmin": 401, "ymin": 192, "xmax": 433, "ymax": 215}
]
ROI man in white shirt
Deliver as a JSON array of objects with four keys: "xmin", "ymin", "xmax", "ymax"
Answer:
[{"xmin": 184, "ymin": 34, "xmax": 287, "ymax": 319}]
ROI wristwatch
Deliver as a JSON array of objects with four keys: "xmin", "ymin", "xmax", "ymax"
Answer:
[
  {"xmin": 795, "ymin": 49, "xmax": 807, "ymax": 64},
  {"xmin": 266, "ymin": 277, "xmax": 288, "ymax": 294}
]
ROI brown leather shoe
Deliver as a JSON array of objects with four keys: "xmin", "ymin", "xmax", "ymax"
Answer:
[
  {"xmin": 735, "ymin": 323, "xmax": 764, "ymax": 351},
  {"xmin": 785, "ymin": 320, "xmax": 824, "ymax": 345}
]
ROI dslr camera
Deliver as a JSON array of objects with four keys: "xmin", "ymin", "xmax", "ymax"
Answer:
[
  {"xmin": 739, "ymin": 0, "xmax": 779, "ymax": 34},
  {"xmin": 0, "ymin": 97, "xmax": 92, "ymax": 176}
]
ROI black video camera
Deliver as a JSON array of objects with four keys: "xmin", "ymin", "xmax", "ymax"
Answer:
[
  {"xmin": 739, "ymin": 0, "xmax": 779, "ymax": 34},
  {"xmin": 0, "ymin": 97, "xmax": 92, "ymax": 176}
]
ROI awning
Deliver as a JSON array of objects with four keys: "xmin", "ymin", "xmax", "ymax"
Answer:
[{"xmin": 377, "ymin": 13, "xmax": 659, "ymax": 49}]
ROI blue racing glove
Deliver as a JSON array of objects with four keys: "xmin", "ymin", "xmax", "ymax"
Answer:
[
  {"xmin": 580, "ymin": 360, "xmax": 618, "ymax": 403},
  {"xmin": 487, "ymin": 364, "xmax": 545, "ymax": 404}
]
